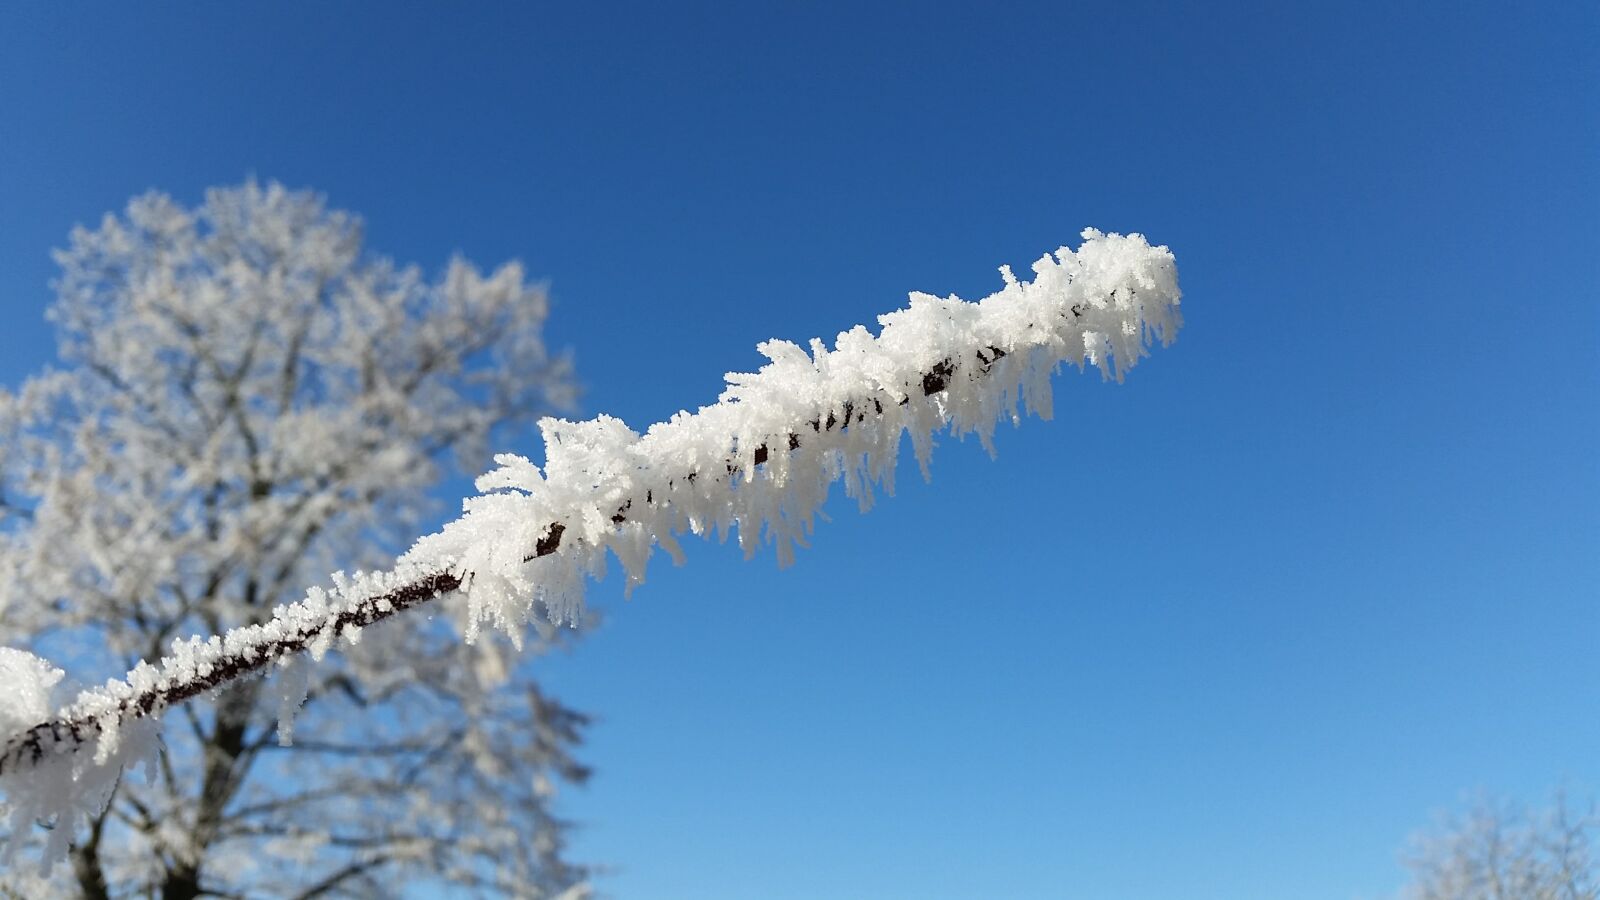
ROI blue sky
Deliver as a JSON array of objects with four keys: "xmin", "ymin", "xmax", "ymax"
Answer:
[{"xmin": 2, "ymin": 3, "xmax": 1596, "ymax": 897}]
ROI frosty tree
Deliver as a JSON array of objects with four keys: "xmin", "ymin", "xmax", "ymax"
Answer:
[
  {"xmin": 0, "ymin": 183, "xmax": 590, "ymax": 898},
  {"xmin": 1402, "ymin": 792, "xmax": 1598, "ymax": 900},
  {"xmin": 0, "ymin": 185, "xmax": 1183, "ymax": 895}
]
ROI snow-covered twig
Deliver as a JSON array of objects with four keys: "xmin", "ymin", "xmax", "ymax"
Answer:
[{"xmin": 0, "ymin": 230, "xmax": 1181, "ymax": 855}]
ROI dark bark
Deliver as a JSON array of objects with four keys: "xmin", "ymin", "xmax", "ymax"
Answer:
[
  {"xmin": 159, "ymin": 679, "xmax": 261, "ymax": 900},
  {"xmin": 70, "ymin": 803, "xmax": 113, "ymax": 900}
]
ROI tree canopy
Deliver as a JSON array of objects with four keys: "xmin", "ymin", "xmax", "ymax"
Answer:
[{"xmin": 0, "ymin": 182, "xmax": 589, "ymax": 898}]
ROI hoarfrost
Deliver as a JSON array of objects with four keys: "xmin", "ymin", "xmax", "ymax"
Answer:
[
  {"xmin": 0, "ymin": 229, "xmax": 1181, "ymax": 873},
  {"xmin": 1, "ymin": 648, "xmax": 158, "ymax": 874},
  {"xmin": 0, "ymin": 649, "xmax": 62, "ymax": 747},
  {"xmin": 408, "ymin": 228, "xmax": 1181, "ymax": 637}
]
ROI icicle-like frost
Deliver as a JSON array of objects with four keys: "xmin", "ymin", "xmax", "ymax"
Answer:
[
  {"xmin": 408, "ymin": 228, "xmax": 1181, "ymax": 635},
  {"xmin": 0, "ymin": 229, "xmax": 1181, "ymax": 872},
  {"xmin": 274, "ymin": 655, "xmax": 311, "ymax": 747},
  {"xmin": 0, "ymin": 647, "xmax": 160, "ymax": 874}
]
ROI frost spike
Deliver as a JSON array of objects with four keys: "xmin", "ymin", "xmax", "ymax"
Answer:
[{"xmin": 0, "ymin": 228, "xmax": 1181, "ymax": 779}]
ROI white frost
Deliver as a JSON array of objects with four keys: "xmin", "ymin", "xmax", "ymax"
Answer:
[
  {"xmin": 0, "ymin": 229, "xmax": 1181, "ymax": 874},
  {"xmin": 410, "ymin": 228, "xmax": 1182, "ymax": 638},
  {"xmin": 0, "ymin": 648, "xmax": 158, "ymax": 875},
  {"xmin": 0, "ymin": 648, "xmax": 62, "ymax": 743}
]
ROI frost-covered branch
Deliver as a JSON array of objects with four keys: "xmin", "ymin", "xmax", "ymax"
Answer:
[{"xmin": 1, "ymin": 228, "xmax": 1181, "ymax": 871}]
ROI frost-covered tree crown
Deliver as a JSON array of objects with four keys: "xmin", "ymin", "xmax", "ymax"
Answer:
[
  {"xmin": 0, "ymin": 214, "xmax": 1181, "ymax": 886},
  {"xmin": 1401, "ymin": 792, "xmax": 1598, "ymax": 899},
  {"xmin": 0, "ymin": 182, "xmax": 588, "ymax": 897}
]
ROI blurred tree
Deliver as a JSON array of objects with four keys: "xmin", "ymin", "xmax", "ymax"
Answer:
[
  {"xmin": 0, "ymin": 182, "xmax": 590, "ymax": 898},
  {"xmin": 1402, "ymin": 791, "xmax": 1597, "ymax": 900}
]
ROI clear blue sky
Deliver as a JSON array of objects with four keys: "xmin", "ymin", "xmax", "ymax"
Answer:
[{"xmin": 2, "ymin": 3, "xmax": 1595, "ymax": 897}]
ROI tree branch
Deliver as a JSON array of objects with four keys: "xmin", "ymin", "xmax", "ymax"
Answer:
[
  {"xmin": 2, "ymin": 227, "xmax": 1181, "ymax": 787},
  {"xmin": 0, "ymin": 328, "xmax": 1033, "ymax": 779},
  {"xmin": 292, "ymin": 856, "xmax": 390, "ymax": 900}
]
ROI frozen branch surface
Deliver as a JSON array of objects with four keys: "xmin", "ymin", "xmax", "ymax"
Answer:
[{"xmin": 0, "ymin": 229, "xmax": 1181, "ymax": 866}]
